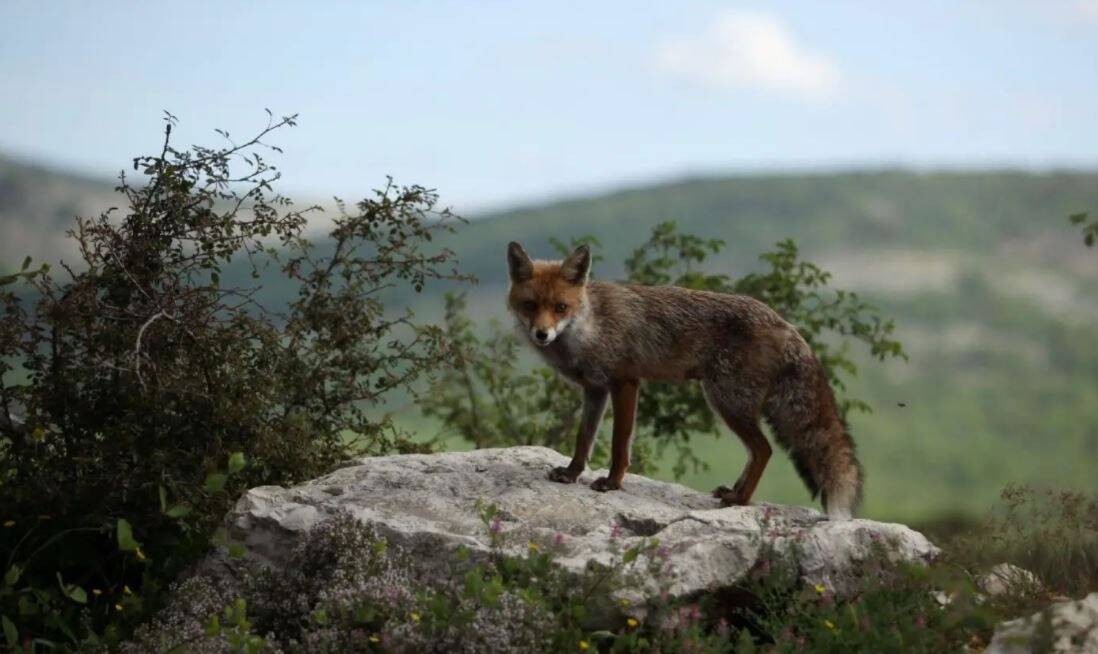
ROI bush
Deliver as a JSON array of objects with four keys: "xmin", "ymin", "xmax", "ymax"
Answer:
[
  {"xmin": 423, "ymin": 222, "xmax": 905, "ymax": 478},
  {"xmin": 0, "ymin": 112, "xmax": 467, "ymax": 649},
  {"xmin": 944, "ymin": 484, "xmax": 1098, "ymax": 599}
]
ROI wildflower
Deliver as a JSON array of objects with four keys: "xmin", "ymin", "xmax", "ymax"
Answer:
[
  {"xmin": 490, "ymin": 515, "xmax": 502, "ymax": 534},
  {"xmin": 656, "ymin": 545, "xmax": 670, "ymax": 560},
  {"xmin": 814, "ymin": 583, "xmax": 827, "ymax": 594},
  {"xmin": 2, "ymin": 520, "xmax": 15, "ymax": 528},
  {"xmin": 823, "ymin": 619, "xmax": 836, "ymax": 632},
  {"xmin": 627, "ymin": 617, "xmax": 639, "ymax": 629},
  {"xmin": 619, "ymin": 598, "xmax": 631, "ymax": 607},
  {"xmin": 115, "ymin": 603, "xmax": 124, "ymax": 611},
  {"xmin": 716, "ymin": 618, "xmax": 730, "ymax": 637},
  {"xmin": 578, "ymin": 640, "xmax": 590, "ymax": 651},
  {"xmin": 92, "ymin": 589, "xmax": 102, "ymax": 596},
  {"xmin": 410, "ymin": 612, "xmax": 421, "ymax": 623},
  {"xmin": 369, "ymin": 635, "xmax": 380, "ymax": 643},
  {"xmin": 610, "ymin": 523, "xmax": 622, "ymax": 539},
  {"xmin": 135, "ymin": 547, "xmax": 147, "ymax": 562},
  {"xmin": 528, "ymin": 541, "xmax": 540, "ymax": 553},
  {"xmin": 553, "ymin": 532, "xmax": 565, "ymax": 546},
  {"xmin": 123, "ymin": 585, "xmax": 133, "ymax": 595}
]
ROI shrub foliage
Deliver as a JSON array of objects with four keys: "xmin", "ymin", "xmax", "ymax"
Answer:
[{"xmin": 0, "ymin": 112, "xmax": 466, "ymax": 649}]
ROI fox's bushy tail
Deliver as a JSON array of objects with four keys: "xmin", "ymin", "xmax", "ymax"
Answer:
[{"xmin": 763, "ymin": 341, "xmax": 863, "ymax": 519}]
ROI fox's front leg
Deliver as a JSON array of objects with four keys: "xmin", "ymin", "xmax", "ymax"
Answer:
[
  {"xmin": 591, "ymin": 380, "xmax": 639, "ymax": 492},
  {"xmin": 549, "ymin": 386, "xmax": 609, "ymax": 483}
]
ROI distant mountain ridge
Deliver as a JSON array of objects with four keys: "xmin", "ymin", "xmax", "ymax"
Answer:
[
  {"xmin": 4, "ymin": 154, "xmax": 1097, "ymax": 520},
  {"xmin": 0, "ymin": 155, "xmax": 119, "ymax": 269}
]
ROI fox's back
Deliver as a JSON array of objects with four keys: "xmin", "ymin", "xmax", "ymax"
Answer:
[{"xmin": 558, "ymin": 281, "xmax": 801, "ymax": 383}]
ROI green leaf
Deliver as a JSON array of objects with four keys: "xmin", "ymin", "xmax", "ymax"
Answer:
[
  {"xmin": 2, "ymin": 615, "xmax": 16, "ymax": 647},
  {"xmin": 66, "ymin": 586, "xmax": 87, "ymax": 604},
  {"xmin": 1069, "ymin": 212, "xmax": 1088, "ymax": 224},
  {"xmin": 17, "ymin": 596, "xmax": 37, "ymax": 616},
  {"xmin": 623, "ymin": 546, "xmax": 640, "ymax": 564},
  {"xmin": 228, "ymin": 542, "xmax": 247, "ymax": 559},
  {"xmin": 165, "ymin": 504, "xmax": 192, "ymax": 519},
  {"xmin": 117, "ymin": 518, "xmax": 140, "ymax": 551},
  {"xmin": 20, "ymin": 256, "xmax": 31, "ymax": 271},
  {"xmin": 227, "ymin": 452, "xmax": 246, "ymax": 474},
  {"xmin": 204, "ymin": 473, "xmax": 227, "ymax": 493},
  {"xmin": 159, "ymin": 485, "xmax": 168, "ymax": 513},
  {"xmin": 204, "ymin": 615, "xmax": 221, "ymax": 637},
  {"xmin": 3, "ymin": 565, "xmax": 21, "ymax": 588}
]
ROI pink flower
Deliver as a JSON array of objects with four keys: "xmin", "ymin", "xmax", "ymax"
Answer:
[
  {"xmin": 490, "ymin": 516, "xmax": 502, "ymax": 534},
  {"xmin": 553, "ymin": 532, "xmax": 565, "ymax": 546},
  {"xmin": 610, "ymin": 523, "xmax": 622, "ymax": 539}
]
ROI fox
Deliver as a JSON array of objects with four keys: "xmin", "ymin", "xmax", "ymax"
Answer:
[{"xmin": 506, "ymin": 241, "xmax": 863, "ymax": 519}]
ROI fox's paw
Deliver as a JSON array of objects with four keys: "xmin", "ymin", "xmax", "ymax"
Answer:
[
  {"xmin": 548, "ymin": 466, "xmax": 581, "ymax": 484},
  {"xmin": 713, "ymin": 484, "xmax": 749, "ymax": 506},
  {"xmin": 590, "ymin": 477, "xmax": 621, "ymax": 493}
]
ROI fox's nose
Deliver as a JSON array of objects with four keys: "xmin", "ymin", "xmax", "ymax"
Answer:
[{"xmin": 535, "ymin": 329, "xmax": 549, "ymax": 342}]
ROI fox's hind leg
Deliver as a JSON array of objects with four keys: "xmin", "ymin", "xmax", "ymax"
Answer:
[{"xmin": 702, "ymin": 378, "xmax": 772, "ymax": 506}]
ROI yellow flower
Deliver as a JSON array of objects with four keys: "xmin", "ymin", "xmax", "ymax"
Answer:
[
  {"xmin": 578, "ymin": 641, "xmax": 590, "ymax": 651},
  {"xmin": 814, "ymin": 583, "xmax": 827, "ymax": 594},
  {"xmin": 123, "ymin": 585, "xmax": 133, "ymax": 595},
  {"xmin": 626, "ymin": 617, "xmax": 639, "ymax": 628},
  {"xmin": 92, "ymin": 589, "xmax": 102, "ymax": 596},
  {"xmin": 410, "ymin": 612, "xmax": 421, "ymax": 623},
  {"xmin": 619, "ymin": 598, "xmax": 631, "ymax": 607},
  {"xmin": 114, "ymin": 603, "xmax": 124, "ymax": 611},
  {"xmin": 135, "ymin": 547, "xmax": 147, "ymax": 562},
  {"xmin": 528, "ymin": 541, "xmax": 540, "ymax": 553},
  {"xmin": 369, "ymin": 635, "xmax": 380, "ymax": 643},
  {"xmin": 823, "ymin": 619, "xmax": 836, "ymax": 631},
  {"xmin": 2, "ymin": 520, "xmax": 14, "ymax": 528}
]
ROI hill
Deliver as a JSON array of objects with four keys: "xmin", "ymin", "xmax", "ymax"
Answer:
[{"xmin": 2, "ymin": 157, "xmax": 1096, "ymax": 522}]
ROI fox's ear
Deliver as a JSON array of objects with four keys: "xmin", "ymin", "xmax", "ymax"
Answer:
[
  {"xmin": 507, "ymin": 241, "xmax": 533, "ymax": 283},
  {"xmin": 561, "ymin": 244, "xmax": 591, "ymax": 285}
]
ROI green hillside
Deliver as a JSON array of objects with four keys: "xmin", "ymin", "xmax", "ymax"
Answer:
[
  {"xmin": 3, "ymin": 160, "xmax": 1096, "ymax": 522},
  {"xmin": 413, "ymin": 171, "xmax": 1098, "ymax": 523}
]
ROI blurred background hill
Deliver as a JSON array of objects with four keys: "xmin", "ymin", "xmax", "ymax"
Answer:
[{"xmin": 4, "ymin": 155, "xmax": 1095, "ymax": 522}]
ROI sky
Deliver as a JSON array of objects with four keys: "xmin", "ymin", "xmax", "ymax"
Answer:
[{"xmin": 2, "ymin": 1, "xmax": 1098, "ymax": 212}]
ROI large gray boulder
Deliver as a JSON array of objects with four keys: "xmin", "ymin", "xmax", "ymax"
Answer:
[
  {"xmin": 221, "ymin": 446, "xmax": 937, "ymax": 604},
  {"xmin": 986, "ymin": 593, "xmax": 1098, "ymax": 654}
]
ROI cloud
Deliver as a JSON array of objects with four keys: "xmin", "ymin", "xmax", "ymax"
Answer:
[
  {"xmin": 1073, "ymin": 0, "xmax": 1098, "ymax": 20},
  {"xmin": 655, "ymin": 9, "xmax": 842, "ymax": 100}
]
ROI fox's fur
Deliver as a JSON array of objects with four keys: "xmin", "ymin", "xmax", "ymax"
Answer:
[{"xmin": 506, "ymin": 242, "xmax": 863, "ymax": 519}]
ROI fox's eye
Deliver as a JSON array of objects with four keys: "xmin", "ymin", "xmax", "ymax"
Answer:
[
  {"xmin": 522, "ymin": 300, "xmax": 537, "ymax": 312},
  {"xmin": 555, "ymin": 303, "xmax": 568, "ymax": 313}
]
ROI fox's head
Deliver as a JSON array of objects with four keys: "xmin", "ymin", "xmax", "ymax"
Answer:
[{"xmin": 506, "ymin": 241, "xmax": 591, "ymax": 347}]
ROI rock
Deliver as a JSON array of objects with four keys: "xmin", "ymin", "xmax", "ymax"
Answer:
[
  {"xmin": 221, "ymin": 446, "xmax": 937, "ymax": 605},
  {"xmin": 977, "ymin": 563, "xmax": 1044, "ymax": 598},
  {"xmin": 985, "ymin": 593, "xmax": 1098, "ymax": 654}
]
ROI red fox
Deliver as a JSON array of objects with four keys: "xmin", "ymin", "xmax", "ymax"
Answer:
[{"xmin": 506, "ymin": 242, "xmax": 863, "ymax": 519}]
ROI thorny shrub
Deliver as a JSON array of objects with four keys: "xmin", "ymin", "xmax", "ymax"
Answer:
[{"xmin": 0, "ymin": 112, "xmax": 468, "ymax": 649}]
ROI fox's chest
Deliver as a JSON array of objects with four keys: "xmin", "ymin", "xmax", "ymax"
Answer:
[{"xmin": 535, "ymin": 335, "xmax": 609, "ymax": 388}]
